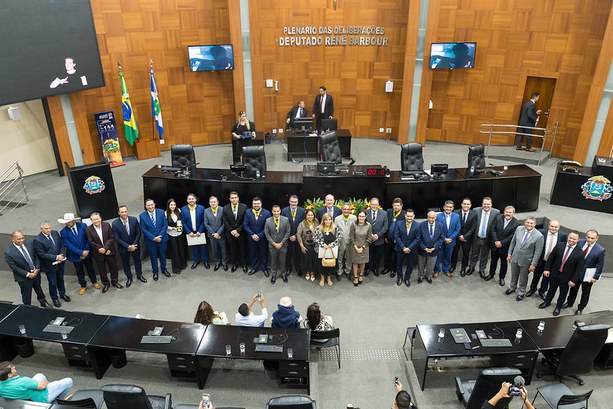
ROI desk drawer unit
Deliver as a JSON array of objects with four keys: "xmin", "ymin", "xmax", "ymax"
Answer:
[
  {"xmin": 279, "ymin": 360, "xmax": 309, "ymax": 384},
  {"xmin": 62, "ymin": 344, "xmax": 91, "ymax": 367},
  {"xmin": 167, "ymin": 353, "xmax": 196, "ymax": 375}
]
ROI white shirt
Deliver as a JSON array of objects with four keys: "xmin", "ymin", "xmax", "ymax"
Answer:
[
  {"xmin": 235, "ymin": 308, "xmax": 268, "ymax": 327},
  {"xmin": 190, "ymin": 207, "xmax": 198, "ymax": 231},
  {"xmin": 94, "ymin": 225, "xmax": 104, "ymax": 245},
  {"xmin": 320, "ymin": 94, "xmax": 326, "ymax": 113}
]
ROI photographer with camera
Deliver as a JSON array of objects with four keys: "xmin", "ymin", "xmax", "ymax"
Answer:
[
  {"xmin": 392, "ymin": 378, "xmax": 417, "ymax": 409},
  {"xmin": 482, "ymin": 381, "xmax": 534, "ymax": 409}
]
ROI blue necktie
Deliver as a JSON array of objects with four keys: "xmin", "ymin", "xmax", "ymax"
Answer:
[
  {"xmin": 150, "ymin": 212, "xmax": 156, "ymax": 227},
  {"xmin": 479, "ymin": 212, "xmax": 489, "ymax": 238},
  {"xmin": 429, "ymin": 224, "xmax": 434, "ymax": 238},
  {"xmin": 20, "ymin": 245, "xmax": 35, "ymax": 270}
]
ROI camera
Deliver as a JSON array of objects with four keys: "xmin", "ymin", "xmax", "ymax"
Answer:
[{"xmin": 509, "ymin": 386, "xmax": 522, "ymax": 397}]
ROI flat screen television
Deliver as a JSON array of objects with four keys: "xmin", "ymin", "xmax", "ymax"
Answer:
[
  {"xmin": 291, "ymin": 117, "xmax": 313, "ymax": 131},
  {"xmin": 429, "ymin": 42, "xmax": 476, "ymax": 69},
  {"xmin": 188, "ymin": 44, "xmax": 235, "ymax": 72},
  {"xmin": 0, "ymin": 0, "xmax": 105, "ymax": 105}
]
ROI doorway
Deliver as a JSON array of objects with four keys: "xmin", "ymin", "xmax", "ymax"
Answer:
[{"xmin": 519, "ymin": 77, "xmax": 557, "ymax": 147}]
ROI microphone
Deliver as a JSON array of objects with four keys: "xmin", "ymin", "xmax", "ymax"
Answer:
[{"xmin": 513, "ymin": 375, "xmax": 525, "ymax": 387}]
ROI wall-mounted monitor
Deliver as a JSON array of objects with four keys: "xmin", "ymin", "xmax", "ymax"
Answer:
[
  {"xmin": 188, "ymin": 44, "xmax": 235, "ymax": 72},
  {"xmin": 429, "ymin": 42, "xmax": 476, "ymax": 69},
  {"xmin": 0, "ymin": 0, "xmax": 105, "ymax": 105}
]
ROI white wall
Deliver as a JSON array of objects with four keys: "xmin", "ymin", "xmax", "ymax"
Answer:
[{"xmin": 0, "ymin": 100, "xmax": 57, "ymax": 176}]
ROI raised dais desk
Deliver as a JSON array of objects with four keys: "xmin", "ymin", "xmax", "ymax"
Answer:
[{"xmin": 285, "ymin": 128, "xmax": 352, "ymax": 161}]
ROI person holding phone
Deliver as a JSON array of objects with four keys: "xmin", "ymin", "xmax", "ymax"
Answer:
[
  {"xmin": 481, "ymin": 382, "xmax": 534, "ymax": 409},
  {"xmin": 392, "ymin": 379, "xmax": 417, "ymax": 409}
]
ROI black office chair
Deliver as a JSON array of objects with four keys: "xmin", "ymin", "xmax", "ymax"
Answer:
[
  {"xmin": 266, "ymin": 395, "xmax": 317, "ymax": 409},
  {"xmin": 467, "ymin": 144, "xmax": 486, "ymax": 171},
  {"xmin": 537, "ymin": 323, "xmax": 611, "ymax": 385},
  {"xmin": 171, "ymin": 144, "xmax": 197, "ymax": 176},
  {"xmin": 455, "ymin": 367, "xmax": 521, "ymax": 409},
  {"xmin": 310, "ymin": 328, "xmax": 341, "ymax": 369},
  {"xmin": 175, "ymin": 406, "xmax": 245, "ymax": 409},
  {"xmin": 532, "ymin": 384, "xmax": 592, "ymax": 409},
  {"xmin": 241, "ymin": 145, "xmax": 267, "ymax": 178},
  {"xmin": 319, "ymin": 131, "xmax": 342, "ymax": 164},
  {"xmin": 320, "ymin": 118, "xmax": 338, "ymax": 132},
  {"xmin": 56, "ymin": 389, "xmax": 104, "ymax": 408},
  {"xmin": 400, "ymin": 143, "xmax": 424, "ymax": 172},
  {"xmin": 101, "ymin": 384, "xmax": 171, "ymax": 409}
]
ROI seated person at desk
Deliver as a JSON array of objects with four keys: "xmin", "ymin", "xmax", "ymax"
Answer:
[
  {"xmin": 392, "ymin": 379, "xmax": 417, "ymax": 409},
  {"xmin": 302, "ymin": 302, "xmax": 334, "ymax": 339},
  {"xmin": 286, "ymin": 100, "xmax": 309, "ymax": 127},
  {"xmin": 235, "ymin": 294, "xmax": 268, "ymax": 327},
  {"xmin": 194, "ymin": 300, "xmax": 228, "ymax": 325},
  {"xmin": 231, "ymin": 111, "xmax": 256, "ymax": 140},
  {"xmin": 0, "ymin": 362, "xmax": 73, "ymax": 403},
  {"xmin": 271, "ymin": 296, "xmax": 302, "ymax": 328},
  {"xmin": 481, "ymin": 382, "xmax": 534, "ymax": 409}
]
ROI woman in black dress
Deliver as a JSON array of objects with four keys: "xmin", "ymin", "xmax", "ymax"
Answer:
[
  {"xmin": 165, "ymin": 198, "xmax": 187, "ymax": 274},
  {"xmin": 313, "ymin": 213, "xmax": 342, "ymax": 287},
  {"xmin": 297, "ymin": 209, "xmax": 319, "ymax": 282},
  {"xmin": 231, "ymin": 111, "xmax": 256, "ymax": 163}
]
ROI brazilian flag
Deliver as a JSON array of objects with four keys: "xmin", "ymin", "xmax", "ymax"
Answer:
[{"xmin": 119, "ymin": 68, "xmax": 139, "ymax": 146}]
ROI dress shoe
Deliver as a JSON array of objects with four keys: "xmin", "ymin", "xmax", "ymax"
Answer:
[
  {"xmin": 363, "ymin": 271, "xmax": 369, "ymax": 277},
  {"xmin": 126, "ymin": 278, "xmax": 133, "ymax": 288},
  {"xmin": 561, "ymin": 302, "xmax": 571, "ymax": 309},
  {"xmin": 450, "ymin": 266, "xmax": 456, "ymax": 273},
  {"xmin": 372, "ymin": 270, "xmax": 380, "ymax": 277},
  {"xmin": 204, "ymin": 262, "xmax": 210, "ymax": 269},
  {"xmin": 231, "ymin": 265, "xmax": 238, "ymax": 272},
  {"xmin": 214, "ymin": 264, "xmax": 220, "ymax": 271},
  {"xmin": 484, "ymin": 273, "xmax": 494, "ymax": 281},
  {"xmin": 79, "ymin": 287, "xmax": 87, "ymax": 295},
  {"xmin": 173, "ymin": 270, "xmax": 181, "ymax": 275},
  {"xmin": 248, "ymin": 269, "xmax": 258, "ymax": 276},
  {"xmin": 41, "ymin": 301, "xmax": 53, "ymax": 309},
  {"xmin": 243, "ymin": 266, "xmax": 248, "ymax": 273},
  {"xmin": 162, "ymin": 271, "xmax": 171, "ymax": 278},
  {"xmin": 538, "ymin": 292, "xmax": 546, "ymax": 301},
  {"xmin": 460, "ymin": 269, "xmax": 466, "ymax": 277},
  {"xmin": 112, "ymin": 283, "xmax": 123, "ymax": 289},
  {"xmin": 553, "ymin": 308, "xmax": 561, "ymax": 316},
  {"xmin": 526, "ymin": 147, "xmax": 536, "ymax": 152},
  {"xmin": 417, "ymin": 277, "xmax": 423, "ymax": 284},
  {"xmin": 335, "ymin": 275, "xmax": 342, "ymax": 282},
  {"xmin": 60, "ymin": 294, "xmax": 71, "ymax": 302},
  {"xmin": 153, "ymin": 274, "xmax": 159, "ymax": 281},
  {"xmin": 223, "ymin": 264, "xmax": 229, "ymax": 271},
  {"xmin": 405, "ymin": 280, "xmax": 411, "ymax": 287},
  {"xmin": 102, "ymin": 284, "xmax": 110, "ymax": 293},
  {"xmin": 432, "ymin": 273, "xmax": 439, "ymax": 279},
  {"xmin": 137, "ymin": 276, "xmax": 147, "ymax": 283},
  {"xmin": 499, "ymin": 278, "xmax": 505, "ymax": 287},
  {"xmin": 191, "ymin": 262, "xmax": 200, "ymax": 269},
  {"xmin": 575, "ymin": 309, "xmax": 583, "ymax": 315},
  {"xmin": 479, "ymin": 270, "xmax": 486, "ymax": 278},
  {"xmin": 93, "ymin": 282, "xmax": 101, "ymax": 289},
  {"xmin": 396, "ymin": 278, "xmax": 402, "ymax": 286},
  {"xmin": 53, "ymin": 299, "xmax": 61, "ymax": 308},
  {"xmin": 263, "ymin": 269, "xmax": 270, "ymax": 278},
  {"xmin": 381, "ymin": 269, "xmax": 389, "ymax": 275},
  {"xmin": 538, "ymin": 302, "xmax": 550, "ymax": 309},
  {"xmin": 516, "ymin": 295, "xmax": 524, "ymax": 301},
  {"xmin": 445, "ymin": 272, "xmax": 452, "ymax": 278},
  {"xmin": 282, "ymin": 276, "xmax": 288, "ymax": 283},
  {"xmin": 390, "ymin": 272, "xmax": 396, "ymax": 279},
  {"xmin": 466, "ymin": 267, "xmax": 474, "ymax": 276},
  {"xmin": 271, "ymin": 276, "xmax": 276, "ymax": 284},
  {"xmin": 525, "ymin": 289, "xmax": 535, "ymax": 297},
  {"xmin": 505, "ymin": 289, "xmax": 515, "ymax": 295},
  {"xmin": 426, "ymin": 277, "xmax": 432, "ymax": 284},
  {"xmin": 516, "ymin": 146, "xmax": 525, "ymax": 151}
]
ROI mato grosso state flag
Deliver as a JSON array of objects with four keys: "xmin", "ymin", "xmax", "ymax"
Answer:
[
  {"xmin": 118, "ymin": 62, "xmax": 139, "ymax": 146},
  {"xmin": 150, "ymin": 60, "xmax": 164, "ymax": 141}
]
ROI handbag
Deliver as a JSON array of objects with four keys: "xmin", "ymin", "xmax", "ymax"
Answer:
[{"xmin": 321, "ymin": 247, "xmax": 336, "ymax": 267}]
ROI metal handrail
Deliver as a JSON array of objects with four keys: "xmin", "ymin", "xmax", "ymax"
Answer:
[
  {"xmin": 479, "ymin": 122, "xmax": 559, "ymax": 166},
  {"xmin": 0, "ymin": 160, "xmax": 29, "ymax": 215}
]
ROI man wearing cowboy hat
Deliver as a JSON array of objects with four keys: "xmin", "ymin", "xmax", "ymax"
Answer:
[{"xmin": 59, "ymin": 212, "xmax": 100, "ymax": 295}]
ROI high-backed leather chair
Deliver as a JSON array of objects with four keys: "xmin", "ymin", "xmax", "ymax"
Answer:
[
  {"xmin": 319, "ymin": 132, "xmax": 342, "ymax": 164},
  {"xmin": 467, "ymin": 143, "xmax": 485, "ymax": 170},
  {"xmin": 241, "ymin": 145, "xmax": 267, "ymax": 178},
  {"xmin": 171, "ymin": 144, "xmax": 197, "ymax": 176},
  {"xmin": 400, "ymin": 143, "xmax": 424, "ymax": 172},
  {"xmin": 538, "ymin": 323, "xmax": 611, "ymax": 385},
  {"xmin": 266, "ymin": 395, "xmax": 317, "ymax": 409},
  {"xmin": 101, "ymin": 384, "xmax": 171, "ymax": 409},
  {"xmin": 455, "ymin": 367, "xmax": 521, "ymax": 409}
]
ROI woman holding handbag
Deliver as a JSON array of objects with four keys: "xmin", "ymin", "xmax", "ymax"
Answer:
[
  {"xmin": 313, "ymin": 213, "xmax": 342, "ymax": 287},
  {"xmin": 349, "ymin": 211, "xmax": 372, "ymax": 286}
]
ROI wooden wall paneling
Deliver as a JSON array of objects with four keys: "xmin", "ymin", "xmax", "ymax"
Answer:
[
  {"xmin": 69, "ymin": 93, "xmax": 100, "ymax": 164},
  {"xmin": 228, "ymin": 0, "xmax": 246, "ymax": 125},
  {"xmin": 46, "ymin": 97, "xmax": 74, "ymax": 169}
]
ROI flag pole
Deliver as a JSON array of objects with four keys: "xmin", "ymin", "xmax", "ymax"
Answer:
[{"xmin": 150, "ymin": 59, "xmax": 155, "ymax": 142}]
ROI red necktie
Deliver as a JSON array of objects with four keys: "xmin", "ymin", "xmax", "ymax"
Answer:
[
  {"xmin": 583, "ymin": 245, "xmax": 590, "ymax": 257},
  {"xmin": 560, "ymin": 245, "xmax": 571, "ymax": 272}
]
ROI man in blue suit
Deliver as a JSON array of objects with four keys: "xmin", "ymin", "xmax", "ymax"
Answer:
[
  {"xmin": 139, "ymin": 198, "xmax": 170, "ymax": 281},
  {"xmin": 59, "ymin": 212, "xmax": 99, "ymax": 295},
  {"xmin": 181, "ymin": 193, "xmax": 210, "ymax": 269},
  {"xmin": 394, "ymin": 209, "xmax": 420, "ymax": 287},
  {"xmin": 112, "ymin": 205, "xmax": 145, "ymax": 287},
  {"xmin": 281, "ymin": 195, "xmax": 305, "ymax": 277},
  {"xmin": 33, "ymin": 221, "xmax": 69, "ymax": 308},
  {"xmin": 434, "ymin": 200, "xmax": 461, "ymax": 278},
  {"xmin": 204, "ymin": 196, "xmax": 228, "ymax": 271},
  {"xmin": 366, "ymin": 197, "xmax": 388, "ymax": 277},
  {"xmin": 316, "ymin": 194, "xmax": 341, "ymax": 221},
  {"xmin": 4, "ymin": 230, "xmax": 51, "ymax": 307},
  {"xmin": 244, "ymin": 197, "xmax": 271, "ymax": 276},
  {"xmin": 564, "ymin": 229, "xmax": 606, "ymax": 315},
  {"xmin": 417, "ymin": 211, "xmax": 444, "ymax": 284},
  {"xmin": 384, "ymin": 198, "xmax": 405, "ymax": 278}
]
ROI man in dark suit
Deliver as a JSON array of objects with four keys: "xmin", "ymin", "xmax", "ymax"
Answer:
[
  {"xmin": 312, "ymin": 85, "xmax": 334, "ymax": 132},
  {"xmin": 281, "ymin": 195, "xmax": 305, "ymax": 277},
  {"xmin": 394, "ymin": 209, "xmax": 420, "ymax": 287},
  {"xmin": 539, "ymin": 232, "xmax": 584, "ymax": 316},
  {"xmin": 516, "ymin": 91, "xmax": 541, "ymax": 152},
  {"xmin": 451, "ymin": 198, "xmax": 477, "ymax": 276},
  {"xmin": 204, "ymin": 195, "xmax": 228, "ymax": 271},
  {"xmin": 139, "ymin": 198, "xmax": 170, "ymax": 280},
  {"xmin": 526, "ymin": 220, "xmax": 567, "ymax": 299},
  {"xmin": 384, "ymin": 198, "xmax": 405, "ymax": 278},
  {"xmin": 366, "ymin": 197, "xmax": 389, "ymax": 277},
  {"xmin": 286, "ymin": 100, "xmax": 308, "ymax": 128},
  {"xmin": 59, "ymin": 212, "xmax": 99, "ymax": 295},
  {"xmin": 434, "ymin": 200, "xmax": 461, "ymax": 278},
  {"xmin": 223, "ymin": 191, "xmax": 249, "ymax": 273},
  {"xmin": 244, "ymin": 197, "xmax": 271, "ymax": 276},
  {"xmin": 86, "ymin": 212, "xmax": 122, "ymax": 293},
  {"xmin": 265, "ymin": 205, "xmax": 291, "ymax": 284},
  {"xmin": 563, "ymin": 229, "xmax": 606, "ymax": 315},
  {"xmin": 468, "ymin": 197, "xmax": 500, "ymax": 277},
  {"xmin": 181, "ymin": 193, "xmax": 210, "ymax": 269},
  {"xmin": 33, "ymin": 221, "xmax": 69, "ymax": 308},
  {"xmin": 4, "ymin": 230, "xmax": 51, "ymax": 307},
  {"xmin": 111, "ymin": 205, "xmax": 145, "ymax": 287},
  {"xmin": 316, "ymin": 194, "xmax": 342, "ymax": 221},
  {"xmin": 486, "ymin": 205, "xmax": 519, "ymax": 286},
  {"xmin": 417, "ymin": 211, "xmax": 444, "ymax": 284}
]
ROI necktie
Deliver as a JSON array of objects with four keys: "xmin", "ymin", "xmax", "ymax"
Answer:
[
  {"xmin": 20, "ymin": 245, "xmax": 35, "ymax": 270},
  {"xmin": 124, "ymin": 219, "xmax": 130, "ymax": 235},
  {"xmin": 479, "ymin": 212, "xmax": 489, "ymax": 238},
  {"xmin": 72, "ymin": 226, "xmax": 78, "ymax": 236},
  {"xmin": 429, "ymin": 224, "xmax": 434, "ymax": 238},
  {"xmin": 373, "ymin": 211, "xmax": 377, "ymax": 221},
  {"xmin": 150, "ymin": 212, "xmax": 156, "ymax": 226},
  {"xmin": 233, "ymin": 205, "xmax": 238, "ymax": 219},
  {"xmin": 46, "ymin": 234, "xmax": 55, "ymax": 245},
  {"xmin": 446, "ymin": 214, "xmax": 450, "ymax": 229},
  {"xmin": 520, "ymin": 230, "xmax": 530, "ymax": 246},
  {"xmin": 503, "ymin": 219, "xmax": 509, "ymax": 229},
  {"xmin": 463, "ymin": 212, "xmax": 467, "ymax": 223},
  {"xmin": 544, "ymin": 234, "xmax": 555, "ymax": 261},
  {"xmin": 583, "ymin": 244, "xmax": 590, "ymax": 257},
  {"xmin": 560, "ymin": 245, "xmax": 572, "ymax": 271}
]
